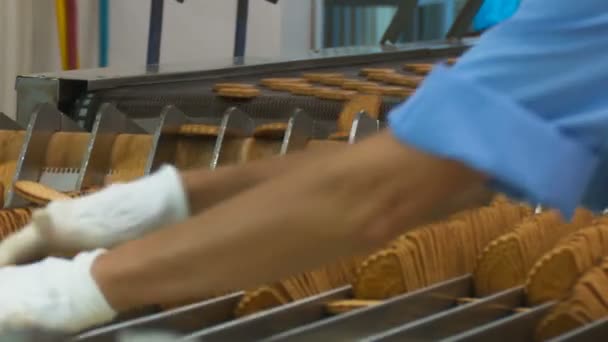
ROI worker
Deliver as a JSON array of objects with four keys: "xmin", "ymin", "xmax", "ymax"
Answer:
[{"xmin": 0, "ymin": 0, "xmax": 607, "ymax": 333}]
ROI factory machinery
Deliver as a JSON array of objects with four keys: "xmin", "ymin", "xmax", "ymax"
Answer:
[{"xmin": 1, "ymin": 39, "xmax": 608, "ymax": 341}]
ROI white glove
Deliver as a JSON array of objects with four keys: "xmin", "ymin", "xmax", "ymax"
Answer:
[
  {"xmin": 0, "ymin": 165, "xmax": 190, "ymax": 266},
  {"xmin": 0, "ymin": 249, "xmax": 116, "ymax": 333}
]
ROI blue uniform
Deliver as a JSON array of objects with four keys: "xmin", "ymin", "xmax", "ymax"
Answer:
[
  {"xmin": 474, "ymin": 0, "xmax": 521, "ymax": 31},
  {"xmin": 388, "ymin": 0, "xmax": 608, "ymax": 217}
]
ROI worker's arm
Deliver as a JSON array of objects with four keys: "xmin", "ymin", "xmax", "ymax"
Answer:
[
  {"xmin": 92, "ymin": 132, "xmax": 484, "ymax": 311},
  {"xmin": 0, "ymin": 133, "xmax": 485, "ymax": 332},
  {"xmin": 0, "ymin": 143, "xmax": 345, "ymax": 265}
]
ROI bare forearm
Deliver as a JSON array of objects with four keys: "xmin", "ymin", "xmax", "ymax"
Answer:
[
  {"xmin": 181, "ymin": 141, "xmax": 347, "ymax": 214},
  {"xmin": 93, "ymin": 132, "xmax": 486, "ymax": 311}
]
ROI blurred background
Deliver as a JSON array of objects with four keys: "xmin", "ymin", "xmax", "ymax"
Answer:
[{"xmin": 0, "ymin": 0, "xmax": 517, "ymax": 119}]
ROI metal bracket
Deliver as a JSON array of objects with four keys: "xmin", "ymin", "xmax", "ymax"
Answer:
[
  {"xmin": 0, "ymin": 112, "xmax": 23, "ymax": 130},
  {"xmin": 144, "ymin": 105, "xmax": 192, "ymax": 174},
  {"xmin": 184, "ymin": 286, "xmax": 350, "ymax": 341},
  {"xmin": 446, "ymin": 0, "xmax": 485, "ymax": 40},
  {"xmin": 266, "ymin": 275, "xmax": 472, "ymax": 341},
  {"xmin": 380, "ymin": 0, "xmax": 419, "ymax": 44},
  {"xmin": 365, "ymin": 287, "xmax": 524, "ymax": 341},
  {"xmin": 7, "ymin": 104, "xmax": 83, "ymax": 207},
  {"xmin": 280, "ymin": 108, "xmax": 314, "ymax": 155},
  {"xmin": 210, "ymin": 107, "xmax": 254, "ymax": 170},
  {"xmin": 444, "ymin": 301, "xmax": 554, "ymax": 342},
  {"xmin": 349, "ymin": 110, "xmax": 379, "ymax": 144},
  {"xmin": 77, "ymin": 292, "xmax": 244, "ymax": 341},
  {"xmin": 77, "ymin": 103, "xmax": 146, "ymax": 189}
]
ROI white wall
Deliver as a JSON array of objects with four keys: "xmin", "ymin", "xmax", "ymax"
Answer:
[{"xmin": 1, "ymin": 0, "xmax": 313, "ymax": 118}]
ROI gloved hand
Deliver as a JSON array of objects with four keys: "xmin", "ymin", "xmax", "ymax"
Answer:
[
  {"xmin": 0, "ymin": 165, "xmax": 189, "ymax": 266},
  {"xmin": 0, "ymin": 249, "xmax": 116, "ymax": 333}
]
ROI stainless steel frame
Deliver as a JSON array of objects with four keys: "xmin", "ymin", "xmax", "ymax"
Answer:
[{"xmin": 15, "ymin": 40, "xmax": 473, "ymax": 127}]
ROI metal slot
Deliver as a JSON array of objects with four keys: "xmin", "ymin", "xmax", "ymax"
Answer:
[
  {"xmin": 548, "ymin": 313, "xmax": 608, "ymax": 342},
  {"xmin": 280, "ymin": 108, "xmax": 314, "ymax": 155},
  {"xmin": 266, "ymin": 275, "xmax": 472, "ymax": 341},
  {"xmin": 0, "ymin": 112, "xmax": 23, "ymax": 130},
  {"xmin": 183, "ymin": 286, "xmax": 351, "ymax": 341},
  {"xmin": 445, "ymin": 302, "xmax": 554, "ymax": 342},
  {"xmin": 77, "ymin": 292, "xmax": 244, "ymax": 340},
  {"xmin": 365, "ymin": 287, "xmax": 525, "ymax": 341},
  {"xmin": 7, "ymin": 103, "xmax": 83, "ymax": 207},
  {"xmin": 209, "ymin": 107, "xmax": 254, "ymax": 169},
  {"xmin": 145, "ymin": 105, "xmax": 192, "ymax": 174},
  {"xmin": 349, "ymin": 110, "xmax": 379, "ymax": 144},
  {"xmin": 77, "ymin": 103, "xmax": 146, "ymax": 189}
]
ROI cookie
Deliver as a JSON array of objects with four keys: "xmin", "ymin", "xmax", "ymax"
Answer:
[
  {"xmin": 178, "ymin": 124, "xmax": 220, "ymax": 136},
  {"xmin": 13, "ymin": 181, "xmax": 71, "ymax": 206},
  {"xmin": 302, "ymin": 72, "xmax": 344, "ymax": 82},
  {"xmin": 260, "ymin": 78, "xmax": 307, "ymax": 87},
  {"xmin": 403, "ymin": 63, "xmax": 434, "ymax": 73},
  {"xmin": 318, "ymin": 76, "xmax": 348, "ymax": 86},
  {"xmin": 359, "ymin": 68, "xmax": 396, "ymax": 76},
  {"xmin": 253, "ymin": 123, "xmax": 288, "ymax": 139},
  {"xmin": 384, "ymin": 74, "xmax": 424, "ymax": 88},
  {"xmin": 525, "ymin": 225, "xmax": 608, "ymax": 306},
  {"xmin": 325, "ymin": 299, "xmax": 381, "ymax": 315},
  {"xmin": 337, "ymin": 94, "xmax": 382, "ymax": 132},
  {"xmin": 234, "ymin": 286, "xmax": 288, "ymax": 318},
  {"xmin": 314, "ymin": 88, "xmax": 357, "ymax": 101},
  {"xmin": 358, "ymin": 85, "xmax": 412, "ymax": 98},
  {"xmin": 217, "ymin": 87, "xmax": 261, "ymax": 99},
  {"xmin": 341, "ymin": 80, "xmax": 378, "ymax": 90},
  {"xmin": 288, "ymin": 83, "xmax": 317, "ymax": 96},
  {"xmin": 212, "ymin": 83, "xmax": 256, "ymax": 92},
  {"xmin": 365, "ymin": 72, "xmax": 395, "ymax": 82},
  {"xmin": 353, "ymin": 249, "xmax": 407, "ymax": 299}
]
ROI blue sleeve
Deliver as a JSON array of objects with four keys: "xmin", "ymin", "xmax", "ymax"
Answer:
[
  {"xmin": 388, "ymin": 0, "xmax": 608, "ymax": 217},
  {"xmin": 473, "ymin": 0, "xmax": 521, "ymax": 31}
]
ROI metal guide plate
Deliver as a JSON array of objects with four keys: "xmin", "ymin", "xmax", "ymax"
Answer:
[
  {"xmin": 444, "ymin": 302, "xmax": 554, "ymax": 342},
  {"xmin": 0, "ymin": 112, "xmax": 23, "ymax": 130},
  {"xmin": 349, "ymin": 110, "xmax": 379, "ymax": 144},
  {"xmin": 266, "ymin": 275, "xmax": 473, "ymax": 341},
  {"xmin": 280, "ymin": 108, "xmax": 314, "ymax": 155},
  {"xmin": 365, "ymin": 287, "xmax": 524, "ymax": 341},
  {"xmin": 144, "ymin": 105, "xmax": 191, "ymax": 174},
  {"xmin": 548, "ymin": 310, "xmax": 607, "ymax": 342},
  {"xmin": 77, "ymin": 103, "xmax": 146, "ymax": 189},
  {"xmin": 77, "ymin": 292, "xmax": 244, "ymax": 340},
  {"xmin": 7, "ymin": 103, "xmax": 83, "ymax": 207},
  {"xmin": 210, "ymin": 107, "xmax": 254, "ymax": 169},
  {"xmin": 38, "ymin": 167, "xmax": 81, "ymax": 192},
  {"xmin": 183, "ymin": 286, "xmax": 351, "ymax": 341}
]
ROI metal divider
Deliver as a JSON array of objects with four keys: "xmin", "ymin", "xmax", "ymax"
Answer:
[
  {"xmin": 266, "ymin": 275, "xmax": 472, "ymax": 341},
  {"xmin": 144, "ymin": 105, "xmax": 192, "ymax": 174},
  {"xmin": 182, "ymin": 286, "xmax": 351, "ymax": 341},
  {"xmin": 280, "ymin": 108, "xmax": 314, "ymax": 155},
  {"xmin": 76, "ymin": 292, "xmax": 244, "ymax": 340},
  {"xmin": 365, "ymin": 287, "xmax": 525, "ymax": 341},
  {"xmin": 76, "ymin": 103, "xmax": 146, "ymax": 190},
  {"xmin": 7, "ymin": 103, "xmax": 84, "ymax": 207},
  {"xmin": 349, "ymin": 110, "xmax": 379, "ymax": 144},
  {"xmin": 0, "ymin": 112, "xmax": 23, "ymax": 130},
  {"xmin": 445, "ymin": 301, "xmax": 555, "ymax": 342},
  {"xmin": 549, "ymin": 315, "xmax": 608, "ymax": 342},
  {"xmin": 209, "ymin": 107, "xmax": 254, "ymax": 170}
]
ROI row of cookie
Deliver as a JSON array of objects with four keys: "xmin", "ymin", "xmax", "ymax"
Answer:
[{"xmin": 209, "ymin": 58, "xmax": 452, "ymax": 100}]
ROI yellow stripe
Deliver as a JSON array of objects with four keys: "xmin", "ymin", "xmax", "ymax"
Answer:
[{"xmin": 55, "ymin": 0, "xmax": 68, "ymax": 70}]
